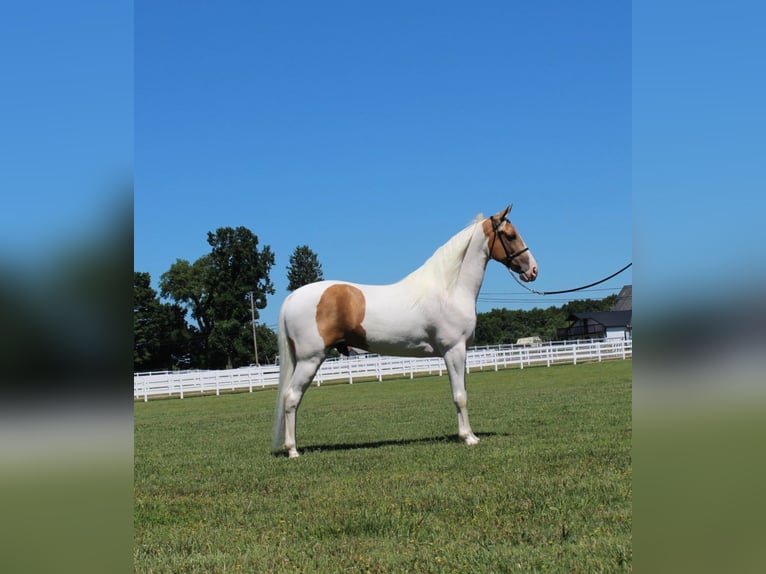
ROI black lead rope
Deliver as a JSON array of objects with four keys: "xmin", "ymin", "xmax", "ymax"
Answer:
[{"xmin": 510, "ymin": 262, "xmax": 633, "ymax": 295}]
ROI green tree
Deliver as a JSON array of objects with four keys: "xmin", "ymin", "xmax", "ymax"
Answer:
[
  {"xmin": 254, "ymin": 323, "xmax": 278, "ymax": 365},
  {"xmin": 473, "ymin": 294, "xmax": 621, "ymax": 346},
  {"xmin": 133, "ymin": 271, "xmax": 191, "ymax": 371},
  {"xmin": 562, "ymin": 294, "xmax": 618, "ymax": 315},
  {"xmin": 160, "ymin": 227, "xmax": 275, "ymax": 369},
  {"xmin": 473, "ymin": 310, "xmax": 502, "ymax": 345},
  {"xmin": 286, "ymin": 244, "xmax": 323, "ymax": 291},
  {"xmin": 134, "ymin": 271, "xmax": 162, "ymax": 369}
]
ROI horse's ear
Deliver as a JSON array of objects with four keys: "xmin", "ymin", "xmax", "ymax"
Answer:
[{"xmin": 495, "ymin": 205, "xmax": 511, "ymax": 220}]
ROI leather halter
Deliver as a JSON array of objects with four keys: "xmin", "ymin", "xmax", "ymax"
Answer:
[{"xmin": 490, "ymin": 217, "xmax": 529, "ymax": 267}]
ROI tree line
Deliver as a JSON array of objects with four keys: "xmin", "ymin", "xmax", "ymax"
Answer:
[
  {"xmin": 134, "ymin": 225, "xmax": 616, "ymax": 372},
  {"xmin": 472, "ymin": 295, "xmax": 618, "ymax": 346},
  {"xmin": 134, "ymin": 226, "xmax": 322, "ymax": 372}
]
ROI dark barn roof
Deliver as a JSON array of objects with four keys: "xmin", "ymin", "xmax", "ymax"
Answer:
[
  {"xmin": 558, "ymin": 309, "xmax": 632, "ymax": 340},
  {"xmin": 612, "ymin": 285, "xmax": 632, "ymax": 311},
  {"xmin": 567, "ymin": 310, "xmax": 632, "ymax": 328}
]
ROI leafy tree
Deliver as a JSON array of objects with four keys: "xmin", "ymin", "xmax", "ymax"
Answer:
[
  {"xmin": 562, "ymin": 294, "xmax": 618, "ymax": 315},
  {"xmin": 286, "ymin": 245, "xmax": 323, "ymax": 291},
  {"xmin": 254, "ymin": 323, "xmax": 278, "ymax": 365},
  {"xmin": 473, "ymin": 294, "xmax": 621, "ymax": 346},
  {"xmin": 134, "ymin": 271, "xmax": 191, "ymax": 371},
  {"xmin": 134, "ymin": 271, "xmax": 162, "ymax": 369},
  {"xmin": 160, "ymin": 227, "xmax": 275, "ymax": 369},
  {"xmin": 474, "ymin": 310, "xmax": 503, "ymax": 345}
]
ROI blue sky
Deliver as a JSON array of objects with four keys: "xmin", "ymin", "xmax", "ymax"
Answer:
[{"xmin": 135, "ymin": 1, "xmax": 631, "ymax": 330}]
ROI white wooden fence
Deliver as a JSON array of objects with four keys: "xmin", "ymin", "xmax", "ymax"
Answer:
[{"xmin": 134, "ymin": 339, "xmax": 631, "ymax": 402}]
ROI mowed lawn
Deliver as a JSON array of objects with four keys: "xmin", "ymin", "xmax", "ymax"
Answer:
[{"xmin": 135, "ymin": 360, "xmax": 632, "ymax": 573}]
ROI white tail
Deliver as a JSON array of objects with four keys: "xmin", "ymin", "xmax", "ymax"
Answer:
[{"xmin": 271, "ymin": 305, "xmax": 294, "ymax": 453}]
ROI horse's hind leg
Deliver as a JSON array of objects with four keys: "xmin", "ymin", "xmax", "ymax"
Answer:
[
  {"xmin": 444, "ymin": 345, "xmax": 480, "ymax": 445},
  {"xmin": 283, "ymin": 356, "xmax": 324, "ymax": 458}
]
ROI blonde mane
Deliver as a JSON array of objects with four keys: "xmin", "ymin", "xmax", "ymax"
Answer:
[{"xmin": 400, "ymin": 214, "xmax": 484, "ymax": 296}]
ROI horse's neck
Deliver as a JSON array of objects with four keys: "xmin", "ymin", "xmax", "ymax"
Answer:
[
  {"xmin": 400, "ymin": 222, "xmax": 489, "ymax": 300},
  {"xmin": 454, "ymin": 224, "xmax": 491, "ymax": 299}
]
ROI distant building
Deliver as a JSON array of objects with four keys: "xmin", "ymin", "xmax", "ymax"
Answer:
[
  {"xmin": 556, "ymin": 285, "xmax": 632, "ymax": 340},
  {"xmin": 611, "ymin": 284, "xmax": 632, "ymax": 311}
]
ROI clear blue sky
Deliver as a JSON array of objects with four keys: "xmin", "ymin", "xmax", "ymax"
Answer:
[{"xmin": 134, "ymin": 1, "xmax": 632, "ymax": 330}]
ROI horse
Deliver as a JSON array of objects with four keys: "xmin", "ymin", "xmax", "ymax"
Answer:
[{"xmin": 272, "ymin": 205, "xmax": 538, "ymax": 458}]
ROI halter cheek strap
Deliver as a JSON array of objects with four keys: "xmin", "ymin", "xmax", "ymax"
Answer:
[{"xmin": 491, "ymin": 217, "xmax": 529, "ymax": 267}]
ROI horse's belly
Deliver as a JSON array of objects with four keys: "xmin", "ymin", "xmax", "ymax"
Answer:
[{"xmin": 366, "ymin": 339, "xmax": 437, "ymax": 358}]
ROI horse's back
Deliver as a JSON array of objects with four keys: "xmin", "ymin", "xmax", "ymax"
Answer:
[{"xmin": 282, "ymin": 280, "xmax": 363, "ymax": 316}]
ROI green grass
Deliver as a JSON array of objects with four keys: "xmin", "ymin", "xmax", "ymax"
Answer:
[{"xmin": 135, "ymin": 360, "xmax": 632, "ymax": 573}]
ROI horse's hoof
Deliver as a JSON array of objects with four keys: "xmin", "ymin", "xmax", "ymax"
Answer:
[
  {"xmin": 288, "ymin": 448, "xmax": 300, "ymax": 459},
  {"xmin": 463, "ymin": 434, "xmax": 480, "ymax": 446}
]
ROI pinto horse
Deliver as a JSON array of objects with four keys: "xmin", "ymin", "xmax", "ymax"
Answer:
[{"xmin": 273, "ymin": 205, "xmax": 538, "ymax": 458}]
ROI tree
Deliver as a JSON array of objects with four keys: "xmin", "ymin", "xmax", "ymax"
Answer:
[
  {"xmin": 254, "ymin": 323, "xmax": 278, "ymax": 365},
  {"xmin": 160, "ymin": 227, "xmax": 275, "ymax": 369},
  {"xmin": 286, "ymin": 245, "xmax": 323, "ymax": 291},
  {"xmin": 133, "ymin": 271, "xmax": 191, "ymax": 371},
  {"xmin": 134, "ymin": 271, "xmax": 162, "ymax": 369},
  {"xmin": 473, "ymin": 295, "xmax": 621, "ymax": 346}
]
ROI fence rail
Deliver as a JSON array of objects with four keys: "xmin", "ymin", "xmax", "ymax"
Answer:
[{"xmin": 134, "ymin": 338, "xmax": 631, "ymax": 401}]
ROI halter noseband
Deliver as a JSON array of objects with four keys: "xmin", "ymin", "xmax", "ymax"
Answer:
[{"xmin": 490, "ymin": 217, "xmax": 529, "ymax": 267}]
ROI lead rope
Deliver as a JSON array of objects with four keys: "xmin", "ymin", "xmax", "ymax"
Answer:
[{"xmin": 509, "ymin": 262, "xmax": 632, "ymax": 295}]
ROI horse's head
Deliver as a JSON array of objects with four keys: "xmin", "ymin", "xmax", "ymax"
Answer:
[{"xmin": 484, "ymin": 205, "xmax": 538, "ymax": 282}]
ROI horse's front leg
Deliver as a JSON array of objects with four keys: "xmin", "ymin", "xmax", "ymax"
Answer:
[{"xmin": 443, "ymin": 344, "xmax": 480, "ymax": 445}]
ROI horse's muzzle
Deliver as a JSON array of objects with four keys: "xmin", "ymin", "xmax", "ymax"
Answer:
[{"xmin": 520, "ymin": 265, "xmax": 538, "ymax": 282}]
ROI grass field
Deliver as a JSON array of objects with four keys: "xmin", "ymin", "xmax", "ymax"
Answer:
[{"xmin": 135, "ymin": 359, "xmax": 632, "ymax": 573}]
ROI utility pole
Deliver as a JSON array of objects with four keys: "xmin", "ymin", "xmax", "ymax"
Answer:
[{"xmin": 248, "ymin": 291, "xmax": 259, "ymax": 365}]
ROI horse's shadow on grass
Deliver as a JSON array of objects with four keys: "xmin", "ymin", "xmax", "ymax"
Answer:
[{"xmin": 280, "ymin": 432, "xmax": 505, "ymax": 456}]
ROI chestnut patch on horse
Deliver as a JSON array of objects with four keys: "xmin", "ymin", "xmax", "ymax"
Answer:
[
  {"xmin": 481, "ymin": 218, "xmax": 505, "ymax": 262},
  {"xmin": 482, "ymin": 216, "xmax": 515, "ymax": 264},
  {"xmin": 316, "ymin": 284, "xmax": 368, "ymax": 354}
]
